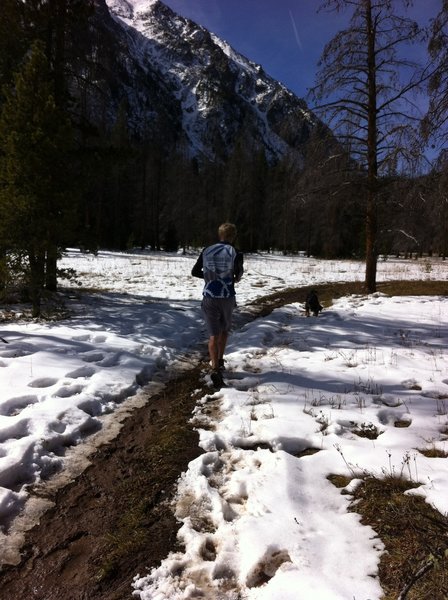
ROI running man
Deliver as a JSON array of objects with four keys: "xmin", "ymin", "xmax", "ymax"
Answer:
[{"xmin": 192, "ymin": 223, "xmax": 244, "ymax": 388}]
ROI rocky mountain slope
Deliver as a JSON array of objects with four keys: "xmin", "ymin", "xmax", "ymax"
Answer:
[{"xmin": 80, "ymin": 0, "xmax": 330, "ymax": 163}]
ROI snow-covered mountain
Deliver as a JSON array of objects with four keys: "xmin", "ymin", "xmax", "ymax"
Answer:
[{"xmin": 83, "ymin": 0, "xmax": 330, "ymax": 162}]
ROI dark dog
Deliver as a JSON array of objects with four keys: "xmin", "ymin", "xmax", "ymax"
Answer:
[{"xmin": 305, "ymin": 290, "xmax": 323, "ymax": 317}]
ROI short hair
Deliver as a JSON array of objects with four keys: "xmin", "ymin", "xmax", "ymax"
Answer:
[{"xmin": 218, "ymin": 222, "xmax": 237, "ymax": 243}]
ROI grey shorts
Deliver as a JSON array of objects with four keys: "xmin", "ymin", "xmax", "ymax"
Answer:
[{"xmin": 201, "ymin": 296, "xmax": 236, "ymax": 336}]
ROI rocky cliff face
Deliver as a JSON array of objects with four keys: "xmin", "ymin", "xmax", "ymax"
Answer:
[{"xmin": 79, "ymin": 0, "xmax": 327, "ymax": 163}]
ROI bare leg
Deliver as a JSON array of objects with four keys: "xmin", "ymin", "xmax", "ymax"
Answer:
[
  {"xmin": 208, "ymin": 335, "xmax": 219, "ymax": 370},
  {"xmin": 209, "ymin": 331, "xmax": 229, "ymax": 370},
  {"xmin": 217, "ymin": 331, "xmax": 228, "ymax": 363}
]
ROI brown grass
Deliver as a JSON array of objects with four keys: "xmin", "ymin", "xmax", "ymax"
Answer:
[
  {"xmin": 249, "ymin": 280, "xmax": 448, "ymax": 317},
  {"xmin": 417, "ymin": 447, "xmax": 448, "ymax": 458},
  {"xmin": 329, "ymin": 474, "xmax": 448, "ymax": 599}
]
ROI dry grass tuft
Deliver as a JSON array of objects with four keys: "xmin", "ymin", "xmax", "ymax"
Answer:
[
  {"xmin": 327, "ymin": 474, "xmax": 352, "ymax": 488},
  {"xmin": 417, "ymin": 447, "xmax": 448, "ymax": 458},
  {"xmin": 346, "ymin": 475, "xmax": 448, "ymax": 599}
]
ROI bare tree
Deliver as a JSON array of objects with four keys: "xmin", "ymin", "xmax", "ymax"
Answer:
[
  {"xmin": 425, "ymin": 0, "xmax": 448, "ymax": 147},
  {"xmin": 309, "ymin": 0, "xmax": 425, "ymax": 291}
]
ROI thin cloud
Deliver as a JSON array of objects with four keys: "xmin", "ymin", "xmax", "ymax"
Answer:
[{"xmin": 289, "ymin": 9, "xmax": 303, "ymax": 51}]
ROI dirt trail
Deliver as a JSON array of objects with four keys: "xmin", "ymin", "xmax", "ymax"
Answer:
[
  {"xmin": 0, "ymin": 280, "xmax": 445, "ymax": 600},
  {"xmin": 0, "ymin": 361, "xmax": 208, "ymax": 600}
]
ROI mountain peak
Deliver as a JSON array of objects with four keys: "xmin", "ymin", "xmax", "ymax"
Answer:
[
  {"xmin": 106, "ymin": 0, "xmax": 159, "ymax": 20},
  {"xmin": 100, "ymin": 0, "xmax": 327, "ymax": 162}
]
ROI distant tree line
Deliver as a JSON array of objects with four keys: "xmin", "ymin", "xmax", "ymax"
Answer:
[{"xmin": 0, "ymin": 0, "xmax": 446, "ymax": 314}]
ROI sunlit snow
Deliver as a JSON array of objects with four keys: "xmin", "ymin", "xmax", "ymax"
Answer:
[{"xmin": 0, "ymin": 249, "xmax": 447, "ymax": 599}]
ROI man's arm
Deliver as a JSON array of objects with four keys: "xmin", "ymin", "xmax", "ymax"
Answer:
[
  {"xmin": 191, "ymin": 250, "xmax": 204, "ymax": 278},
  {"xmin": 233, "ymin": 251, "xmax": 244, "ymax": 283}
]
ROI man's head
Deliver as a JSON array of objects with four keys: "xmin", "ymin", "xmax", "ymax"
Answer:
[{"xmin": 218, "ymin": 222, "xmax": 237, "ymax": 243}]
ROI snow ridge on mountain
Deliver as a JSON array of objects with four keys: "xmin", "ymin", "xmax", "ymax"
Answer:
[{"xmin": 103, "ymin": 0, "xmax": 322, "ymax": 162}]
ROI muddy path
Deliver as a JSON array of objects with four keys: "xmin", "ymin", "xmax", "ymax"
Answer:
[
  {"xmin": 0, "ymin": 280, "xmax": 446, "ymax": 600},
  {"xmin": 0, "ymin": 362, "xmax": 208, "ymax": 600}
]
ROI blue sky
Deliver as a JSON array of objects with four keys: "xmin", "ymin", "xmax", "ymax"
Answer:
[{"xmin": 163, "ymin": 0, "xmax": 440, "ymax": 101}]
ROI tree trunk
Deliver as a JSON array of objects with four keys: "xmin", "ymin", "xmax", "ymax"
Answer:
[
  {"xmin": 365, "ymin": 186, "xmax": 377, "ymax": 292},
  {"xmin": 29, "ymin": 250, "xmax": 45, "ymax": 318},
  {"xmin": 45, "ymin": 243, "xmax": 58, "ymax": 291},
  {"xmin": 0, "ymin": 247, "xmax": 6, "ymax": 291},
  {"xmin": 365, "ymin": 0, "xmax": 378, "ymax": 293}
]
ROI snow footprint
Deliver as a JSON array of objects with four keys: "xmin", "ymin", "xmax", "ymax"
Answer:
[
  {"xmin": 28, "ymin": 377, "xmax": 58, "ymax": 388},
  {"xmin": 175, "ymin": 490, "xmax": 217, "ymax": 534},
  {"xmin": 79, "ymin": 351, "xmax": 105, "ymax": 363},
  {"xmin": 53, "ymin": 384, "xmax": 85, "ymax": 398},
  {"xmin": 0, "ymin": 395, "xmax": 38, "ymax": 416},
  {"xmin": 246, "ymin": 548, "xmax": 292, "ymax": 588},
  {"xmin": 65, "ymin": 365, "xmax": 96, "ymax": 379},
  {"xmin": 275, "ymin": 436, "xmax": 321, "ymax": 458},
  {"xmin": 0, "ymin": 418, "xmax": 30, "ymax": 443},
  {"xmin": 377, "ymin": 408, "xmax": 412, "ymax": 428},
  {"xmin": 228, "ymin": 375, "xmax": 260, "ymax": 391},
  {"xmin": 200, "ymin": 537, "xmax": 217, "ymax": 562},
  {"xmin": 92, "ymin": 334, "xmax": 107, "ymax": 343},
  {"xmin": 243, "ymin": 363, "xmax": 262, "ymax": 374},
  {"xmin": 71, "ymin": 334, "xmax": 91, "ymax": 342},
  {"xmin": 78, "ymin": 399, "xmax": 103, "ymax": 417},
  {"xmin": 97, "ymin": 353, "xmax": 120, "ymax": 367}
]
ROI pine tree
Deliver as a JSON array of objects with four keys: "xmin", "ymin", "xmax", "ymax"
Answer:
[
  {"xmin": 0, "ymin": 0, "xmax": 26, "ymax": 95},
  {"xmin": 0, "ymin": 41, "xmax": 77, "ymax": 316}
]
